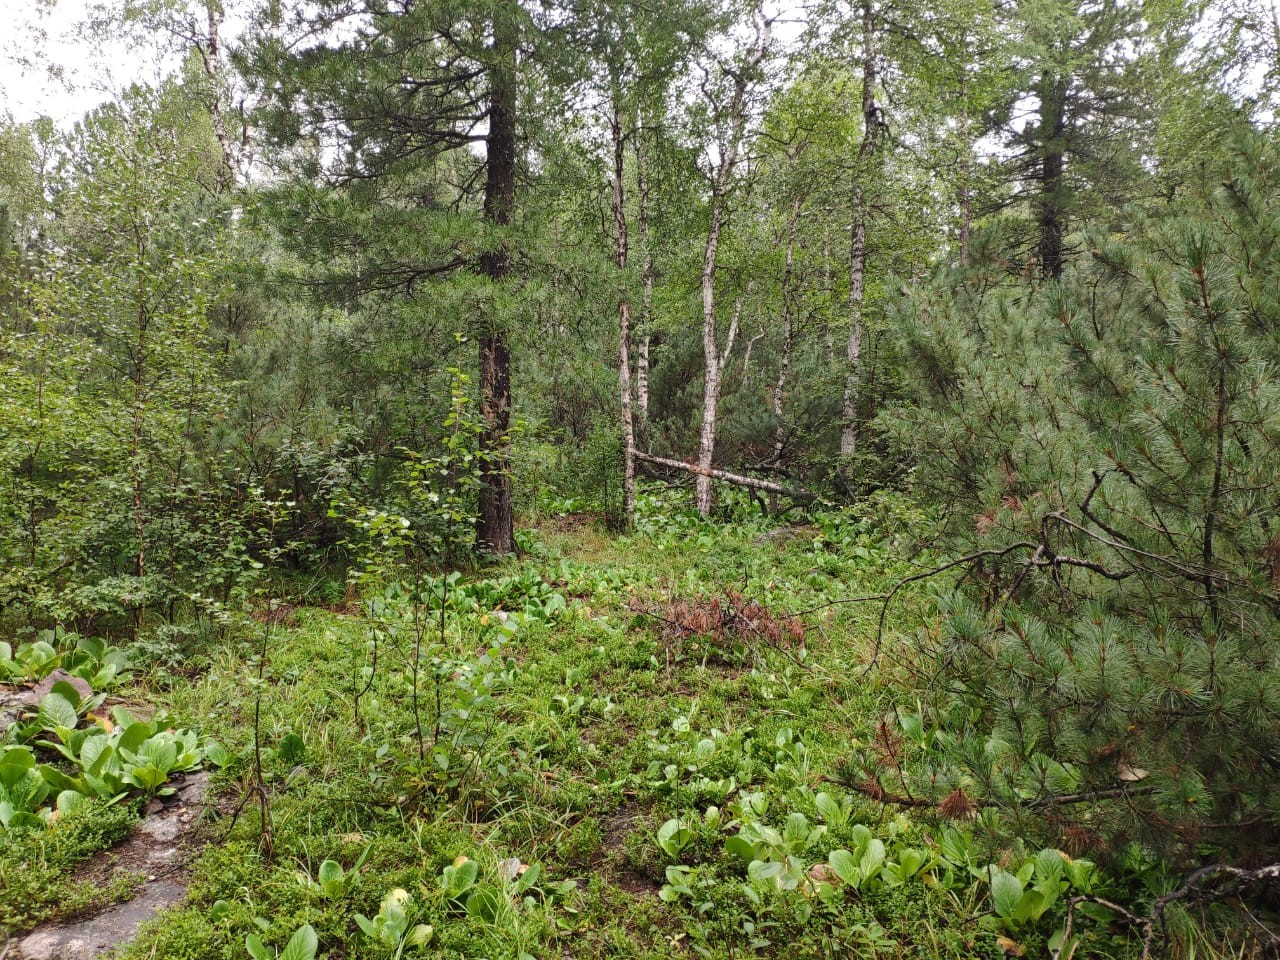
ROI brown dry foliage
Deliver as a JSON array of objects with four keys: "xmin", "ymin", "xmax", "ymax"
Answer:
[
  {"xmin": 938, "ymin": 788, "xmax": 978, "ymax": 820},
  {"xmin": 630, "ymin": 590, "xmax": 805, "ymax": 660},
  {"xmin": 1265, "ymin": 531, "xmax": 1280, "ymax": 591}
]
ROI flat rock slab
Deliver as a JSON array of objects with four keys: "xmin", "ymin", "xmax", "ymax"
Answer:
[
  {"xmin": 15, "ymin": 771, "xmax": 212, "ymax": 960},
  {"xmin": 16, "ymin": 880, "xmax": 187, "ymax": 960},
  {"xmin": 0, "ymin": 685, "xmax": 39, "ymax": 737},
  {"xmin": 0, "ymin": 671, "xmax": 93, "ymax": 738}
]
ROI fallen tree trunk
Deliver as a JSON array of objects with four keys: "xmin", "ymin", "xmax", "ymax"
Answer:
[{"xmin": 633, "ymin": 451, "xmax": 815, "ymax": 503}]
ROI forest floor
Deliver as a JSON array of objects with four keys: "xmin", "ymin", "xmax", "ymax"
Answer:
[{"xmin": 2, "ymin": 495, "xmax": 1154, "ymax": 959}]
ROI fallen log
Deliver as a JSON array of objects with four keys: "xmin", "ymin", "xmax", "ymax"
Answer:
[{"xmin": 632, "ymin": 451, "xmax": 815, "ymax": 503}]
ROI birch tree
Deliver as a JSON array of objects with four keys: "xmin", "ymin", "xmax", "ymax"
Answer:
[
  {"xmin": 838, "ymin": 0, "xmax": 887, "ymax": 473},
  {"xmin": 693, "ymin": 12, "xmax": 772, "ymax": 515}
]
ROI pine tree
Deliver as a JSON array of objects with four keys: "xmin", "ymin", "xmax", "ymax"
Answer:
[
  {"xmin": 885, "ymin": 123, "xmax": 1280, "ymax": 855},
  {"xmin": 244, "ymin": 0, "xmax": 538, "ymax": 554}
]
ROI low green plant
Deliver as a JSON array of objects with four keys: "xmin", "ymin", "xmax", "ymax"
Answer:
[
  {"xmin": 0, "ymin": 629, "xmax": 130, "ymax": 689},
  {"xmin": 984, "ymin": 848, "xmax": 1100, "ymax": 933},
  {"xmin": 1, "ymin": 705, "xmax": 208, "ymax": 832},
  {"xmin": 0, "ymin": 797, "xmax": 137, "ymax": 935},
  {"xmin": 824, "ymin": 826, "xmax": 886, "ymax": 891},
  {"xmin": 656, "ymin": 817, "xmax": 693, "ymax": 859},
  {"xmin": 245, "ymin": 922, "xmax": 318, "ymax": 960},
  {"xmin": 726, "ymin": 809, "xmax": 827, "ymax": 895},
  {"xmin": 295, "ymin": 849, "xmax": 369, "ymax": 901},
  {"xmin": 354, "ymin": 888, "xmax": 434, "ymax": 957}
]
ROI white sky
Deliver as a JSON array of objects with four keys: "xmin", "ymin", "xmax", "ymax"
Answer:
[
  {"xmin": 2, "ymin": 1, "xmax": 809, "ymax": 130},
  {"xmin": 0, "ymin": 0, "xmax": 175, "ymax": 126}
]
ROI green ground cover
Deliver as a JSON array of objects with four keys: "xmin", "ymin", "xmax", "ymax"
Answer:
[{"xmin": 2, "ymin": 491, "xmax": 1238, "ymax": 958}]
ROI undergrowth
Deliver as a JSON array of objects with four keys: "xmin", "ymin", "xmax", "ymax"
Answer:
[
  {"xmin": 0, "ymin": 798, "xmax": 139, "ymax": 935},
  {"xmin": 8, "ymin": 487, "xmax": 1260, "ymax": 959}
]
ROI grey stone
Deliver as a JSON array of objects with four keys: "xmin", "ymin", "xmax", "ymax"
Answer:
[
  {"xmin": 13, "ymin": 771, "xmax": 213, "ymax": 959},
  {"xmin": 16, "ymin": 880, "xmax": 186, "ymax": 960}
]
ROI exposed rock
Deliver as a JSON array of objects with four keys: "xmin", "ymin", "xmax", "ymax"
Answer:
[
  {"xmin": 31, "ymin": 670, "xmax": 94, "ymax": 704},
  {"xmin": 0, "ymin": 685, "xmax": 39, "ymax": 737},
  {"xmin": 15, "ymin": 881, "xmax": 187, "ymax": 960},
  {"xmin": 14, "ymin": 772, "xmax": 213, "ymax": 960}
]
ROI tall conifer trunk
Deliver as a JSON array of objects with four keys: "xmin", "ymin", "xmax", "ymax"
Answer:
[
  {"xmin": 477, "ymin": 8, "xmax": 517, "ymax": 555},
  {"xmin": 1036, "ymin": 73, "xmax": 1068, "ymax": 280}
]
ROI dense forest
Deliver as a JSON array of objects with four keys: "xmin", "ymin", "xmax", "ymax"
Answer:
[{"xmin": 3, "ymin": 0, "xmax": 1280, "ymax": 957}]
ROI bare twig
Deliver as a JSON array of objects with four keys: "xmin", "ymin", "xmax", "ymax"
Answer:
[
  {"xmin": 1053, "ymin": 863, "xmax": 1280, "ymax": 960},
  {"xmin": 866, "ymin": 542, "xmax": 1037, "ymax": 671}
]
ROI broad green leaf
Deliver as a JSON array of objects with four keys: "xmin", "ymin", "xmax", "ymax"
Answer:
[
  {"xmin": 656, "ymin": 818, "xmax": 691, "ymax": 858},
  {"xmin": 39, "ymin": 764, "xmax": 79, "ymax": 792},
  {"xmin": 1014, "ymin": 888, "xmax": 1048, "ymax": 924},
  {"xmin": 49, "ymin": 680, "xmax": 83, "ymax": 708},
  {"xmin": 37, "ymin": 692, "xmax": 78, "ymax": 731},
  {"xmin": 989, "ymin": 869, "xmax": 1024, "ymax": 920},
  {"xmin": 142, "ymin": 737, "xmax": 178, "ymax": 771},
  {"xmin": 1034, "ymin": 848, "xmax": 1065, "ymax": 891},
  {"xmin": 407, "ymin": 924, "xmax": 434, "ymax": 947},
  {"xmin": 1065, "ymin": 858, "xmax": 1099, "ymax": 892},
  {"xmin": 279, "ymin": 923, "xmax": 318, "ymax": 960},
  {"xmin": 783, "ymin": 811, "xmax": 810, "ymax": 845},
  {"xmin": 117, "ymin": 722, "xmax": 151, "ymax": 756},
  {"xmin": 245, "ymin": 933, "xmax": 271, "ymax": 960},
  {"xmin": 0, "ymin": 748, "xmax": 36, "ymax": 788},
  {"xmin": 465, "ymin": 884, "xmax": 504, "ymax": 923},
  {"xmin": 317, "ymin": 859, "xmax": 344, "ymax": 888},
  {"xmin": 859, "ymin": 838, "xmax": 886, "ymax": 880},
  {"xmin": 827, "ymin": 848, "xmax": 860, "ymax": 886},
  {"xmin": 814, "ymin": 791, "xmax": 846, "ymax": 825},
  {"xmin": 56, "ymin": 789, "xmax": 89, "ymax": 816},
  {"xmin": 747, "ymin": 859, "xmax": 783, "ymax": 882},
  {"xmin": 725, "ymin": 835, "xmax": 758, "ymax": 862}
]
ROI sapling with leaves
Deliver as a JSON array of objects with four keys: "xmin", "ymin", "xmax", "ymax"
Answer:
[{"xmin": 5, "ymin": 84, "xmax": 229, "ymax": 631}]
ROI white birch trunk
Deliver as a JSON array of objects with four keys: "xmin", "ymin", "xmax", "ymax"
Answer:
[
  {"xmin": 772, "ymin": 194, "xmax": 803, "ymax": 465},
  {"xmin": 635, "ymin": 125, "xmax": 655, "ymax": 433},
  {"xmin": 839, "ymin": 0, "xmax": 881, "ymax": 474},
  {"xmin": 611, "ymin": 100, "xmax": 637, "ymax": 526},
  {"xmin": 695, "ymin": 16, "xmax": 770, "ymax": 515}
]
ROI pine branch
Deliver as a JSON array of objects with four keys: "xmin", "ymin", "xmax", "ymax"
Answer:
[
  {"xmin": 866, "ymin": 542, "xmax": 1037, "ymax": 670},
  {"xmin": 1054, "ymin": 863, "xmax": 1280, "ymax": 960}
]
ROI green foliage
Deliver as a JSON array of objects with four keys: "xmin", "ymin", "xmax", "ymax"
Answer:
[
  {"xmin": 0, "ymin": 84, "xmax": 238, "ymax": 630},
  {"xmin": 0, "ymin": 796, "xmax": 138, "ymax": 935},
  {"xmin": 884, "ymin": 124, "xmax": 1280, "ymax": 856},
  {"xmin": 354, "ymin": 888, "xmax": 434, "ymax": 955},
  {"xmin": 1, "ymin": 694, "xmax": 209, "ymax": 833},
  {"xmin": 656, "ymin": 817, "xmax": 694, "ymax": 859},
  {"xmin": 245, "ymin": 923, "xmax": 317, "ymax": 960},
  {"xmin": 0, "ymin": 628, "xmax": 130, "ymax": 688}
]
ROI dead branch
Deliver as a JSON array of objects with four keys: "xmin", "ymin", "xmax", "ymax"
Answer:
[
  {"xmin": 1052, "ymin": 863, "xmax": 1280, "ymax": 960},
  {"xmin": 866, "ymin": 542, "xmax": 1038, "ymax": 671},
  {"xmin": 633, "ymin": 451, "xmax": 815, "ymax": 502}
]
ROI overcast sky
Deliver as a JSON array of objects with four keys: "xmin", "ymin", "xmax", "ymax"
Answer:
[{"xmin": 1, "ymin": 0, "xmax": 175, "ymax": 126}]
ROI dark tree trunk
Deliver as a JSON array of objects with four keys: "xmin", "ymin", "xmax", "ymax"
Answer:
[
  {"xmin": 477, "ymin": 8, "xmax": 517, "ymax": 555},
  {"xmin": 1036, "ymin": 73, "xmax": 1068, "ymax": 281}
]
